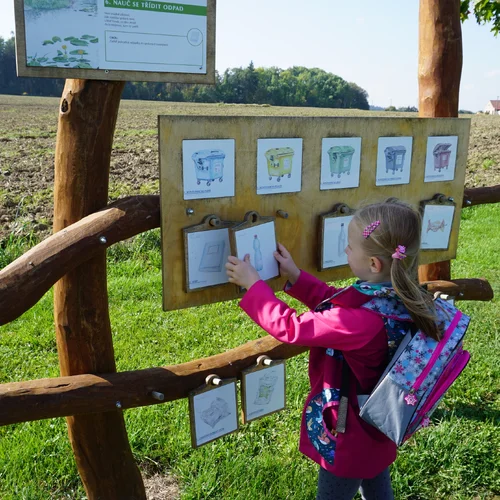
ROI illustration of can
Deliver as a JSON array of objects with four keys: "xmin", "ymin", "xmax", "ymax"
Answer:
[
  {"xmin": 327, "ymin": 146, "xmax": 354, "ymax": 178},
  {"xmin": 192, "ymin": 149, "xmax": 225, "ymax": 186},
  {"xmin": 265, "ymin": 147, "xmax": 294, "ymax": 182},
  {"xmin": 433, "ymin": 143, "xmax": 452, "ymax": 172},
  {"xmin": 384, "ymin": 146, "xmax": 406, "ymax": 173}
]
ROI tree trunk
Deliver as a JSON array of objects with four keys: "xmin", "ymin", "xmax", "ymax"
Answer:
[
  {"xmin": 53, "ymin": 79, "xmax": 146, "ymax": 499},
  {"xmin": 418, "ymin": 0, "xmax": 463, "ymax": 282}
]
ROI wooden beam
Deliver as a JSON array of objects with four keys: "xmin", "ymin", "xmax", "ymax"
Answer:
[
  {"xmin": 424, "ymin": 278, "xmax": 494, "ymax": 301},
  {"xmin": 418, "ymin": 0, "xmax": 463, "ymax": 282},
  {"xmin": 0, "ymin": 336, "xmax": 307, "ymax": 426},
  {"xmin": 53, "ymin": 79, "xmax": 145, "ymax": 499},
  {"xmin": 0, "ymin": 271, "xmax": 493, "ymax": 427},
  {"xmin": 0, "ymin": 195, "xmax": 160, "ymax": 326},
  {"xmin": 463, "ymin": 184, "xmax": 500, "ymax": 207}
]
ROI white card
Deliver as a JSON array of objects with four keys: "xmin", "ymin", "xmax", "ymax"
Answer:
[
  {"xmin": 182, "ymin": 139, "xmax": 235, "ymax": 200},
  {"xmin": 424, "ymin": 136, "xmax": 458, "ymax": 183},
  {"xmin": 234, "ymin": 222, "xmax": 279, "ymax": 281},
  {"xmin": 376, "ymin": 137, "xmax": 413, "ymax": 186},
  {"xmin": 322, "ymin": 216, "xmax": 353, "ymax": 269},
  {"xmin": 320, "ymin": 138, "xmax": 361, "ymax": 190},
  {"xmin": 256, "ymin": 138, "xmax": 303, "ymax": 195},
  {"xmin": 420, "ymin": 204, "xmax": 455, "ymax": 250}
]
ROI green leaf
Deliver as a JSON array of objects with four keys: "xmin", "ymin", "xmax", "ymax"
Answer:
[
  {"xmin": 89, "ymin": 38, "xmax": 98, "ymax": 43},
  {"xmin": 57, "ymin": 50, "xmax": 63, "ymax": 56},
  {"xmin": 52, "ymin": 36, "xmax": 61, "ymax": 42},
  {"xmin": 80, "ymin": 35, "xmax": 96, "ymax": 39},
  {"xmin": 73, "ymin": 62, "xmax": 92, "ymax": 69},
  {"xmin": 42, "ymin": 40, "xmax": 54, "ymax": 45},
  {"xmin": 64, "ymin": 36, "xmax": 76, "ymax": 41},
  {"xmin": 70, "ymin": 40, "xmax": 89, "ymax": 46}
]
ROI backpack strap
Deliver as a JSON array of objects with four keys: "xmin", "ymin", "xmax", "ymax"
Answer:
[{"xmin": 335, "ymin": 359, "xmax": 350, "ymax": 433}]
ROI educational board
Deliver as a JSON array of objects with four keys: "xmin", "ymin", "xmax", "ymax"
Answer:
[
  {"xmin": 14, "ymin": 0, "xmax": 216, "ymax": 84},
  {"xmin": 159, "ymin": 115, "xmax": 471, "ymax": 311}
]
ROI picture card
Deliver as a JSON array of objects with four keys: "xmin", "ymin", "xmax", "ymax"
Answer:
[
  {"xmin": 233, "ymin": 221, "xmax": 279, "ymax": 281},
  {"xmin": 186, "ymin": 228, "xmax": 231, "ymax": 291},
  {"xmin": 321, "ymin": 215, "xmax": 354, "ymax": 269},
  {"xmin": 189, "ymin": 379, "xmax": 239, "ymax": 448},
  {"xmin": 424, "ymin": 136, "xmax": 458, "ymax": 183},
  {"xmin": 420, "ymin": 204, "xmax": 455, "ymax": 250},
  {"xmin": 376, "ymin": 137, "xmax": 413, "ymax": 186},
  {"xmin": 182, "ymin": 139, "xmax": 235, "ymax": 200},
  {"xmin": 320, "ymin": 138, "xmax": 361, "ymax": 190},
  {"xmin": 256, "ymin": 138, "xmax": 303, "ymax": 195},
  {"xmin": 241, "ymin": 361, "xmax": 286, "ymax": 424}
]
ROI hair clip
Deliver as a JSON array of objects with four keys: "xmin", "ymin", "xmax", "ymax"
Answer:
[
  {"xmin": 363, "ymin": 220, "xmax": 380, "ymax": 238},
  {"xmin": 392, "ymin": 245, "xmax": 407, "ymax": 260}
]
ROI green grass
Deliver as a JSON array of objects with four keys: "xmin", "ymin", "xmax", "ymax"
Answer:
[{"xmin": 0, "ymin": 205, "xmax": 499, "ymax": 498}]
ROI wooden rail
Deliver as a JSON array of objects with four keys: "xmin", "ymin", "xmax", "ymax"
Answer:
[
  {"xmin": 1, "ymin": 187, "xmax": 497, "ymax": 327},
  {"xmin": 0, "ymin": 336, "xmax": 307, "ymax": 426},
  {"xmin": 0, "ymin": 275, "xmax": 494, "ymax": 427}
]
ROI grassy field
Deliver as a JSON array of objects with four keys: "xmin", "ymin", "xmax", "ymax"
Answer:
[{"xmin": 0, "ymin": 95, "xmax": 499, "ymax": 498}]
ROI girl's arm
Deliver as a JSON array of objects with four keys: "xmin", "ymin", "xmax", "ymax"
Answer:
[
  {"xmin": 240, "ymin": 280, "xmax": 383, "ymax": 350},
  {"xmin": 284, "ymin": 270, "xmax": 341, "ymax": 310}
]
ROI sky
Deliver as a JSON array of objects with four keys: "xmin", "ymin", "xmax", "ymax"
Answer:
[{"xmin": 1, "ymin": 0, "xmax": 499, "ymax": 111}]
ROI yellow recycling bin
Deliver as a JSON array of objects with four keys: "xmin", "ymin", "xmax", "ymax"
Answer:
[{"xmin": 265, "ymin": 147, "xmax": 294, "ymax": 182}]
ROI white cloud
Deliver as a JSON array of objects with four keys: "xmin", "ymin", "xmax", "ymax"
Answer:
[{"xmin": 485, "ymin": 69, "xmax": 500, "ymax": 78}]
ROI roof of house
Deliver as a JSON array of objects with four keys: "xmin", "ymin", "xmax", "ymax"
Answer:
[{"xmin": 490, "ymin": 100, "xmax": 500, "ymax": 110}]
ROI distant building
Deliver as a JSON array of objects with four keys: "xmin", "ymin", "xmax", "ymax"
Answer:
[{"xmin": 484, "ymin": 100, "xmax": 500, "ymax": 114}]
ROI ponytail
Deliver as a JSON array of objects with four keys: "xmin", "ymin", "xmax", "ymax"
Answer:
[
  {"xmin": 390, "ymin": 259, "xmax": 442, "ymax": 341},
  {"xmin": 353, "ymin": 199, "xmax": 443, "ymax": 341}
]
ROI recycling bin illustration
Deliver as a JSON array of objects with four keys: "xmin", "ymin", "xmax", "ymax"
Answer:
[
  {"xmin": 433, "ymin": 143, "xmax": 452, "ymax": 172},
  {"xmin": 384, "ymin": 145, "xmax": 406, "ymax": 173},
  {"xmin": 327, "ymin": 145, "xmax": 354, "ymax": 178},
  {"xmin": 265, "ymin": 147, "xmax": 294, "ymax": 182},
  {"xmin": 192, "ymin": 149, "xmax": 225, "ymax": 186}
]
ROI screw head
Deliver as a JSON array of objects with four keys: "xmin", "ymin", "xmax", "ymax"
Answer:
[
  {"xmin": 99, "ymin": 236, "xmax": 107, "ymax": 244},
  {"xmin": 448, "ymin": 197, "xmax": 454, "ymax": 202},
  {"xmin": 186, "ymin": 208, "xmax": 195, "ymax": 215},
  {"xmin": 115, "ymin": 401, "xmax": 122, "ymax": 409}
]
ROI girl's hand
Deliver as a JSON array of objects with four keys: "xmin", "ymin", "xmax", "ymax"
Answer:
[
  {"xmin": 274, "ymin": 243, "xmax": 300, "ymax": 284},
  {"xmin": 225, "ymin": 254, "xmax": 261, "ymax": 290}
]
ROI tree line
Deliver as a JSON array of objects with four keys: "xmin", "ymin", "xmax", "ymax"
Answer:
[{"xmin": 0, "ymin": 36, "xmax": 369, "ymax": 109}]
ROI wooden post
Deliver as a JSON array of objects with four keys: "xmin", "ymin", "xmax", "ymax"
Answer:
[
  {"xmin": 53, "ymin": 80, "xmax": 146, "ymax": 499},
  {"xmin": 418, "ymin": 0, "xmax": 463, "ymax": 282}
]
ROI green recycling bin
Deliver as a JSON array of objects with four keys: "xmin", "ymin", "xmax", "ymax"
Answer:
[{"xmin": 327, "ymin": 146, "xmax": 354, "ymax": 178}]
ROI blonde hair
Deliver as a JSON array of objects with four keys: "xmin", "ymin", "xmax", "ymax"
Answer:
[{"xmin": 352, "ymin": 198, "xmax": 442, "ymax": 341}]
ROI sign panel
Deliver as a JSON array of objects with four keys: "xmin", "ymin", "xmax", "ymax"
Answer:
[{"xmin": 14, "ymin": 0, "xmax": 215, "ymax": 83}]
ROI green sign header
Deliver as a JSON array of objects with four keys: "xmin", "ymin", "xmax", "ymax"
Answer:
[{"xmin": 104, "ymin": 0, "xmax": 207, "ymax": 16}]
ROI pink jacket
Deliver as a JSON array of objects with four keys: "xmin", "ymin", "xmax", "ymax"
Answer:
[{"xmin": 240, "ymin": 271, "xmax": 398, "ymax": 478}]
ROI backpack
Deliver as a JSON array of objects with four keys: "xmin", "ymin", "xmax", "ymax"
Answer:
[{"xmin": 355, "ymin": 297, "xmax": 471, "ymax": 446}]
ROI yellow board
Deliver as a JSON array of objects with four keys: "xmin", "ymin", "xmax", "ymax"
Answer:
[{"xmin": 159, "ymin": 115, "xmax": 471, "ymax": 311}]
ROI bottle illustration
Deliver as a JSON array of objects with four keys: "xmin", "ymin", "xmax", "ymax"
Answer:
[
  {"xmin": 253, "ymin": 235, "xmax": 263, "ymax": 271},
  {"xmin": 338, "ymin": 223, "xmax": 346, "ymax": 257}
]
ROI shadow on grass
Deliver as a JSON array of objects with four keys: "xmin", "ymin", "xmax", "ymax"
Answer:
[{"xmin": 433, "ymin": 404, "xmax": 499, "ymax": 424}]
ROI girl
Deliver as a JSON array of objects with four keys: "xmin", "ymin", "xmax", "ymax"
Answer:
[{"xmin": 225, "ymin": 199, "xmax": 441, "ymax": 500}]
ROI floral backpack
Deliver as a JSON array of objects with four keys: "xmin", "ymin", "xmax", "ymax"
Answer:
[{"xmin": 355, "ymin": 289, "xmax": 471, "ymax": 446}]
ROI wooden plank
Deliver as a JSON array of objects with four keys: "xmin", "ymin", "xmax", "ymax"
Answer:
[
  {"xmin": 159, "ymin": 115, "xmax": 471, "ymax": 311},
  {"xmin": 14, "ymin": 0, "xmax": 216, "ymax": 84},
  {"xmin": 463, "ymin": 184, "xmax": 500, "ymax": 206}
]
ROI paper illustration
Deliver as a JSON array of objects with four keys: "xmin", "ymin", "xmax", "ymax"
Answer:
[
  {"xmin": 257, "ymin": 138, "xmax": 303, "ymax": 195},
  {"xmin": 424, "ymin": 136, "xmax": 458, "ymax": 183},
  {"xmin": 320, "ymin": 138, "xmax": 361, "ymax": 190},
  {"xmin": 420, "ymin": 204, "xmax": 455, "ymax": 249},
  {"xmin": 242, "ymin": 363, "xmax": 286, "ymax": 422},
  {"xmin": 234, "ymin": 222, "xmax": 279, "ymax": 281},
  {"xmin": 322, "ymin": 216, "xmax": 353, "ymax": 269},
  {"xmin": 376, "ymin": 137, "xmax": 413, "ymax": 186},
  {"xmin": 183, "ymin": 139, "xmax": 235, "ymax": 200},
  {"xmin": 191, "ymin": 382, "xmax": 238, "ymax": 447},
  {"xmin": 187, "ymin": 228, "xmax": 231, "ymax": 289}
]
